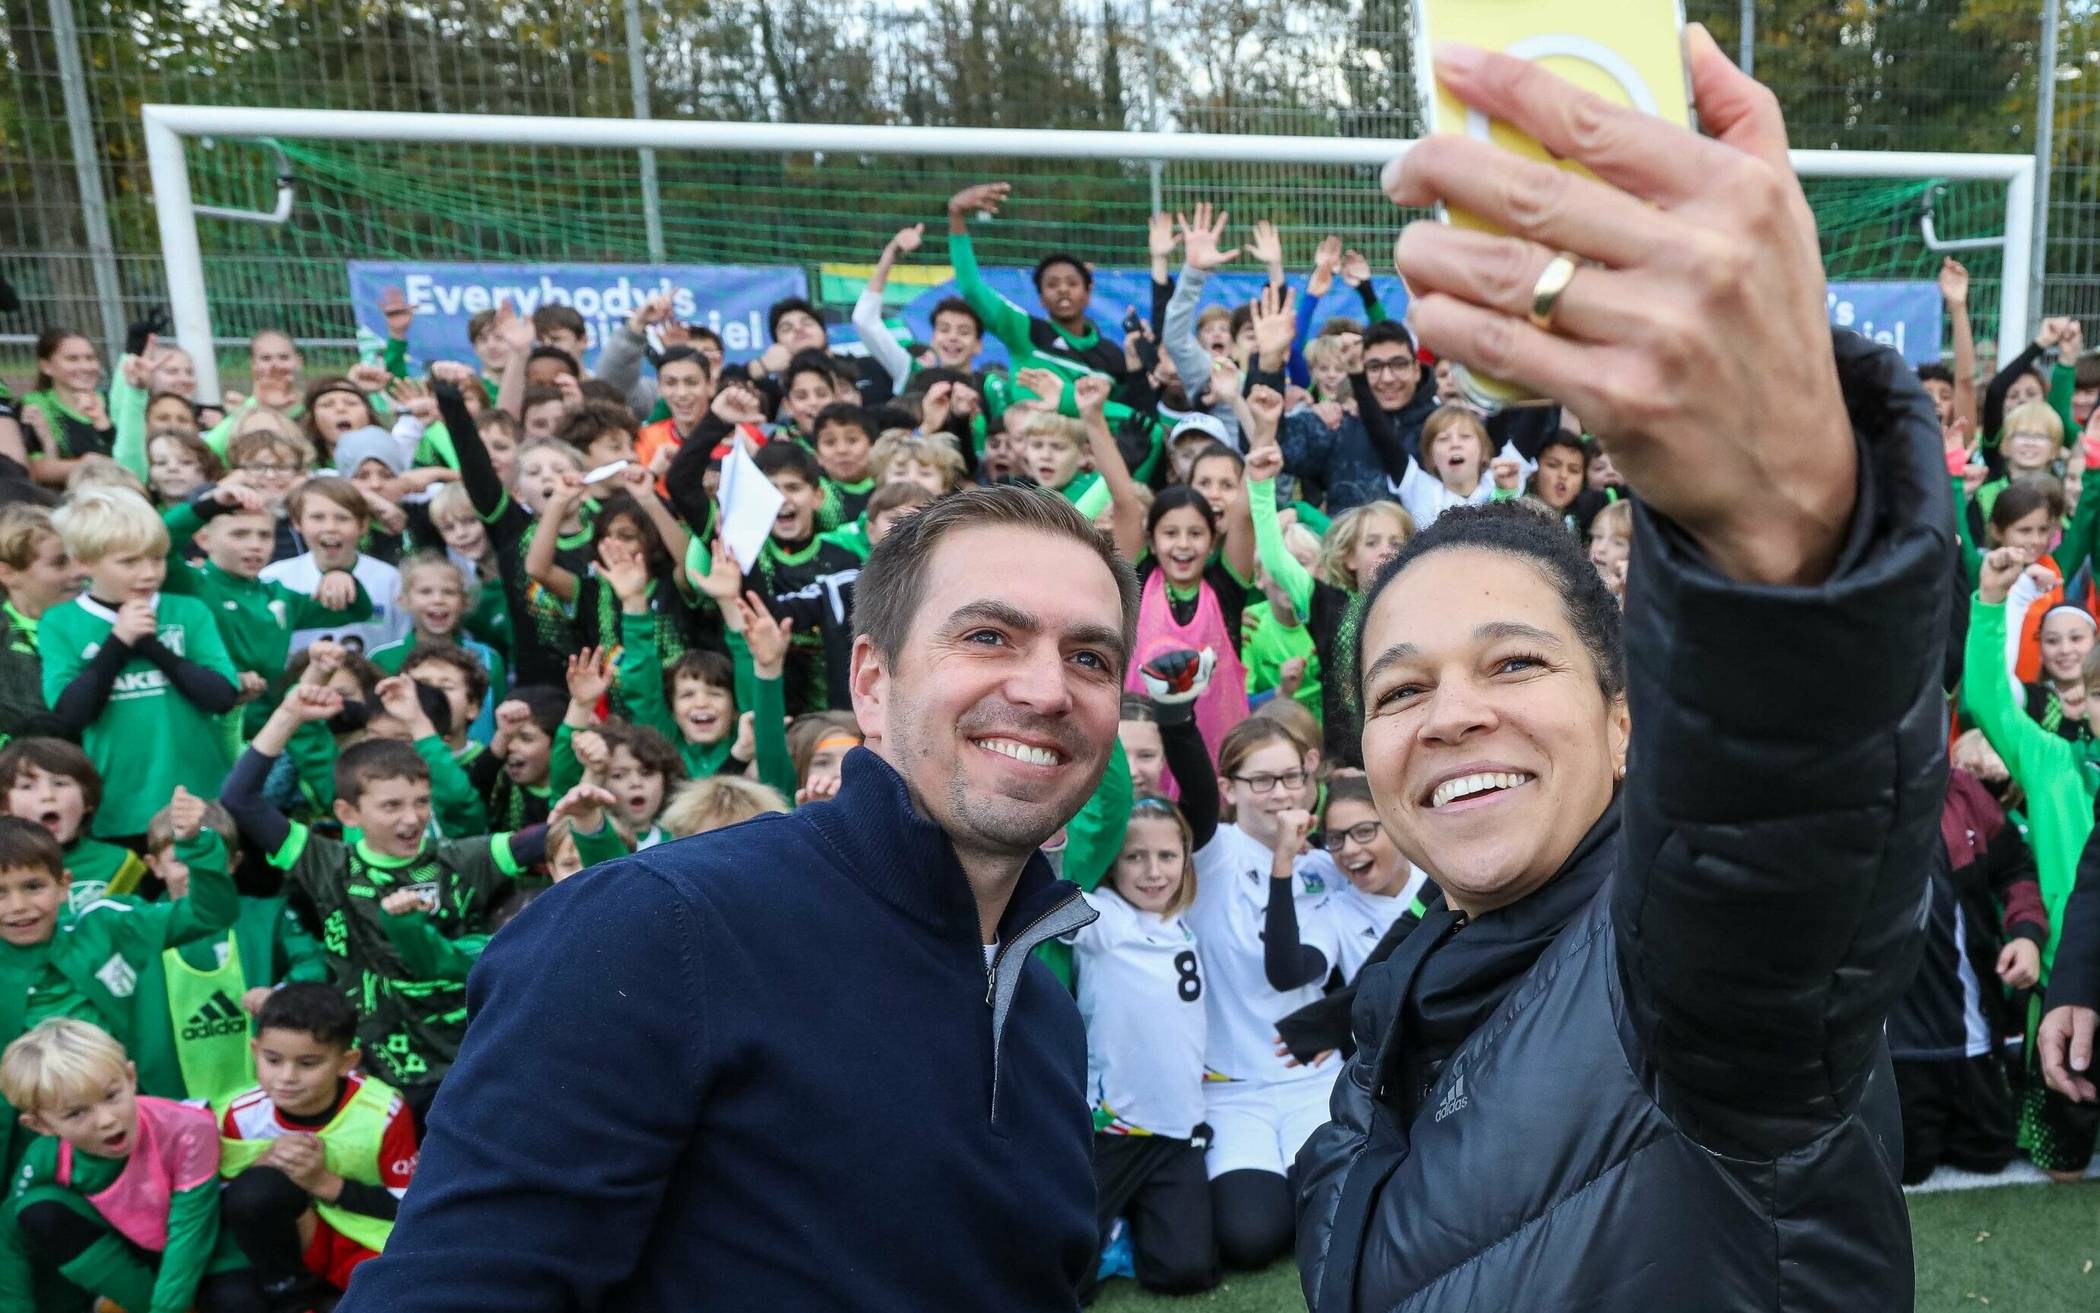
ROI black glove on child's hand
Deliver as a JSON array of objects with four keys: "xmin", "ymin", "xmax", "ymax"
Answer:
[
  {"xmin": 124, "ymin": 307, "xmax": 172, "ymax": 357},
  {"xmin": 1140, "ymin": 647, "xmax": 1216, "ymax": 727}
]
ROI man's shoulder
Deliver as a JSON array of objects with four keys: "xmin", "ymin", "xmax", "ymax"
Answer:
[{"xmin": 612, "ymin": 811, "xmax": 834, "ymax": 908}]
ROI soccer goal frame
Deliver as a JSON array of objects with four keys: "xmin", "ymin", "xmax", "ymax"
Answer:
[{"xmin": 141, "ymin": 104, "xmax": 2039, "ymax": 402}]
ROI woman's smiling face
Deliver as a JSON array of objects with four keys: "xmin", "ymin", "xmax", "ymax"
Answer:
[{"xmin": 1356, "ymin": 547, "xmax": 1627, "ymax": 916}]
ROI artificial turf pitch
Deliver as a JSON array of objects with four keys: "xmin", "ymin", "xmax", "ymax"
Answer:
[{"xmin": 1093, "ymin": 1183, "xmax": 2099, "ymax": 1310}]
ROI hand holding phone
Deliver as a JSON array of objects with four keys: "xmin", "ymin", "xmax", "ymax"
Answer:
[
  {"xmin": 1388, "ymin": 24, "xmax": 1859, "ymax": 585},
  {"xmin": 1412, "ymin": 0, "xmax": 1691, "ymax": 410}
]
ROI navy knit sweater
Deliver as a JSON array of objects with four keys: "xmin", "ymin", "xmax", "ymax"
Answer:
[{"xmin": 339, "ymin": 748, "xmax": 1101, "ymax": 1311}]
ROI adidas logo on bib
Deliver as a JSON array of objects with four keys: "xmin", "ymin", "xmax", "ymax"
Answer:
[{"xmin": 181, "ymin": 990, "xmax": 249, "ymax": 1041}]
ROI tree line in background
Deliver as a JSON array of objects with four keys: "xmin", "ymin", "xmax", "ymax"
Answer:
[{"xmin": 1, "ymin": 0, "xmax": 2097, "ymax": 329}]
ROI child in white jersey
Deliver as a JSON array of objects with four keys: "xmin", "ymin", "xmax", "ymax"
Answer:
[
  {"xmin": 1190, "ymin": 714, "xmax": 1340, "ymax": 1273},
  {"xmin": 1319, "ymin": 774, "xmax": 1433, "ymax": 979},
  {"xmin": 1066, "ymin": 664, "xmax": 1222, "ymax": 1299}
]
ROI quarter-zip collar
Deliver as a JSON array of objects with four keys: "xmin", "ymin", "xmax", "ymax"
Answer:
[
  {"xmin": 808, "ymin": 747, "xmax": 1098, "ymax": 1125},
  {"xmin": 809, "ymin": 746, "xmax": 1092, "ymax": 945}
]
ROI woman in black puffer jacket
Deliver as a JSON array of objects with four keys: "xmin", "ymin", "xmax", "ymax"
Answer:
[{"xmin": 1295, "ymin": 31, "xmax": 1947, "ymax": 1313}]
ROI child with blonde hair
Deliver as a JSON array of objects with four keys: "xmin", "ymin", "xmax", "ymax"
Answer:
[
  {"xmin": 42, "ymin": 487, "xmax": 240, "ymax": 840},
  {"xmin": 660, "ymin": 775, "xmax": 790, "ymax": 838},
  {"xmin": 0, "ymin": 1018, "xmax": 256, "ymax": 1312},
  {"xmin": 0, "ymin": 504, "xmax": 76, "ymax": 742}
]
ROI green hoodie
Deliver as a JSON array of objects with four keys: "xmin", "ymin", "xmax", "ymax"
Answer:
[{"xmin": 1963, "ymin": 594, "xmax": 2100, "ymax": 975}]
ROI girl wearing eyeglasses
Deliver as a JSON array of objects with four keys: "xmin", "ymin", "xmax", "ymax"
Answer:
[
  {"xmin": 1320, "ymin": 775, "xmax": 1433, "ymax": 980},
  {"xmin": 1188, "ymin": 714, "xmax": 1341, "ymax": 1274}
]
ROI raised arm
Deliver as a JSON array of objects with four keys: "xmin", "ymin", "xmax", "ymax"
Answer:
[
  {"xmin": 599, "ymin": 295, "xmax": 670, "ymax": 419},
  {"xmin": 852, "ymin": 225, "xmax": 923, "ymax": 391},
  {"xmin": 224, "ymin": 686, "xmax": 345, "ymax": 858},
  {"xmin": 1371, "ymin": 34, "xmax": 1946, "ymax": 1161},
  {"xmin": 1071, "ymin": 374, "xmax": 1144, "ymax": 561},
  {"xmin": 1611, "ymin": 347, "xmax": 1947, "ymax": 1158},
  {"xmin": 436, "ymin": 382, "xmax": 505, "ymax": 520},
  {"xmin": 1983, "ymin": 332, "xmax": 2050, "ymax": 444},
  {"xmin": 1261, "ymin": 809, "xmax": 1329, "ymax": 990},
  {"xmin": 1246, "ymin": 440, "xmax": 1314, "ymax": 621},
  {"xmin": 523, "ymin": 480, "xmax": 587, "ymax": 603},
  {"xmin": 945, "ymin": 183, "xmax": 1037, "ymax": 353},
  {"xmin": 1940, "ymin": 259, "xmax": 1979, "ymax": 433}
]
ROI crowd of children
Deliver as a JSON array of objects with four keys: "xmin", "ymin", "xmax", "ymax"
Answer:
[{"xmin": 0, "ymin": 190, "xmax": 2095, "ymax": 1307}]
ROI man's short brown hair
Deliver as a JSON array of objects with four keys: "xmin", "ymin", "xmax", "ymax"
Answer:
[{"xmin": 853, "ymin": 485, "xmax": 1138, "ymax": 673}]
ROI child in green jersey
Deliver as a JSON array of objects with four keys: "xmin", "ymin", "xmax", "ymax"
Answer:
[
  {"xmin": 0, "ymin": 738, "xmax": 147, "ymax": 910},
  {"xmin": 128, "ymin": 791, "xmax": 327, "ymax": 1106},
  {"xmin": 473, "ymin": 687, "xmax": 563, "ymax": 833},
  {"xmin": 162, "ymin": 482, "xmax": 371, "ymax": 716},
  {"xmin": 397, "ymin": 643, "xmax": 490, "ymax": 763},
  {"xmin": 810, "ymin": 402, "xmax": 876, "ymax": 530},
  {"xmin": 20, "ymin": 329, "xmax": 114, "ymax": 486},
  {"xmin": 0, "ymin": 505, "xmax": 81, "ymax": 745},
  {"xmin": 1013, "ymin": 409, "xmax": 1097, "ymax": 506},
  {"xmin": 368, "ymin": 555, "xmax": 505, "ymax": 743},
  {"xmin": 774, "ymin": 353, "xmax": 838, "ymax": 445},
  {"xmin": 41, "ymin": 488, "xmax": 240, "ymax": 841},
  {"xmin": 0, "ymin": 809, "xmax": 235, "ymax": 1188},
  {"xmin": 0, "ymin": 1019, "xmax": 256, "ymax": 1313},
  {"xmin": 376, "ymin": 782, "xmax": 626, "ymax": 983},
  {"xmin": 747, "ymin": 442, "xmax": 861, "ymax": 714},
  {"xmin": 1966, "ymin": 544, "xmax": 2100, "ymax": 1181}
]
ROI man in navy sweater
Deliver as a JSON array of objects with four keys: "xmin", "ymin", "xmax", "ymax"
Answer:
[{"xmin": 338, "ymin": 485, "xmax": 1140, "ymax": 1312}]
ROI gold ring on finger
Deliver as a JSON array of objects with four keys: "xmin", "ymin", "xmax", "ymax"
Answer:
[{"xmin": 1529, "ymin": 252, "xmax": 1580, "ymax": 331}]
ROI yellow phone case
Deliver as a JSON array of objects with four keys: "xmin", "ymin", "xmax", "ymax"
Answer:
[{"xmin": 1412, "ymin": 0, "xmax": 1691, "ymax": 409}]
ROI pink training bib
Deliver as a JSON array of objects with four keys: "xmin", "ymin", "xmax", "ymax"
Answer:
[
  {"xmin": 1126, "ymin": 569, "xmax": 1251, "ymax": 789},
  {"xmin": 58, "ymin": 1096, "xmax": 221, "ymax": 1254}
]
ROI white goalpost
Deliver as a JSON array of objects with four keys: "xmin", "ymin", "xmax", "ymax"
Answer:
[{"xmin": 140, "ymin": 104, "xmax": 2039, "ymax": 403}]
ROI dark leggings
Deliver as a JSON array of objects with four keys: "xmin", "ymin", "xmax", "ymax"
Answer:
[
  {"xmin": 1210, "ymin": 1168, "xmax": 1295, "ymax": 1271},
  {"xmin": 223, "ymin": 1165, "xmax": 329, "ymax": 1306},
  {"xmin": 14, "ymin": 1199, "xmax": 104, "ymax": 1265},
  {"xmin": 15, "ymin": 1199, "xmax": 268, "ymax": 1313}
]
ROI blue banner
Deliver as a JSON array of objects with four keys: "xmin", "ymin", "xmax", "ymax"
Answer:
[
  {"xmin": 830, "ymin": 267, "xmax": 1411, "ymax": 368},
  {"xmin": 346, "ymin": 261, "xmax": 809, "ymax": 371},
  {"xmin": 1826, "ymin": 281, "xmax": 1941, "ymax": 365}
]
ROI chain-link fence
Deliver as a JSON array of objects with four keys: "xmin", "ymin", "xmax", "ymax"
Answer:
[{"xmin": 3, "ymin": 0, "xmax": 2095, "ymax": 363}]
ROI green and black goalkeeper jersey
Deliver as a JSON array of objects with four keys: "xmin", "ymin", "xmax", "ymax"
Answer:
[
  {"xmin": 267, "ymin": 823, "xmax": 532, "ymax": 1089},
  {"xmin": 748, "ymin": 535, "xmax": 862, "ymax": 714}
]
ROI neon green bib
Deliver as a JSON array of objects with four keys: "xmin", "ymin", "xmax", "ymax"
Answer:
[
  {"xmin": 162, "ymin": 929, "xmax": 255, "ymax": 1105},
  {"xmin": 217, "ymin": 1074, "xmax": 403, "ymax": 1252}
]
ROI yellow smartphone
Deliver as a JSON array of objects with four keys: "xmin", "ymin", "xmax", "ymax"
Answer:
[{"xmin": 1412, "ymin": 0, "xmax": 1692, "ymax": 410}]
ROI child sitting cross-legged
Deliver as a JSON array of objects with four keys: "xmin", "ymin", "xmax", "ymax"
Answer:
[
  {"xmin": 0, "ymin": 1018, "xmax": 258, "ymax": 1312},
  {"xmin": 217, "ymin": 982, "xmax": 420, "ymax": 1313}
]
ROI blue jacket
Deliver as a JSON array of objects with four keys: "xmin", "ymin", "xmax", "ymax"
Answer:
[{"xmin": 340, "ymin": 747, "xmax": 1101, "ymax": 1312}]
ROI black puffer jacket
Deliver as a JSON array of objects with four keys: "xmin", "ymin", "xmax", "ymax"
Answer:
[{"xmin": 1295, "ymin": 331, "xmax": 1950, "ymax": 1312}]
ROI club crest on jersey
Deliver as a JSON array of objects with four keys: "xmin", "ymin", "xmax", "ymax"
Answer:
[
  {"xmin": 1299, "ymin": 869, "xmax": 1326, "ymax": 895},
  {"xmin": 95, "ymin": 953, "xmax": 138, "ymax": 999}
]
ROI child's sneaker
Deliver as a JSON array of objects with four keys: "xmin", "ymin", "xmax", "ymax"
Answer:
[{"xmin": 1096, "ymin": 1217, "xmax": 1135, "ymax": 1282}]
